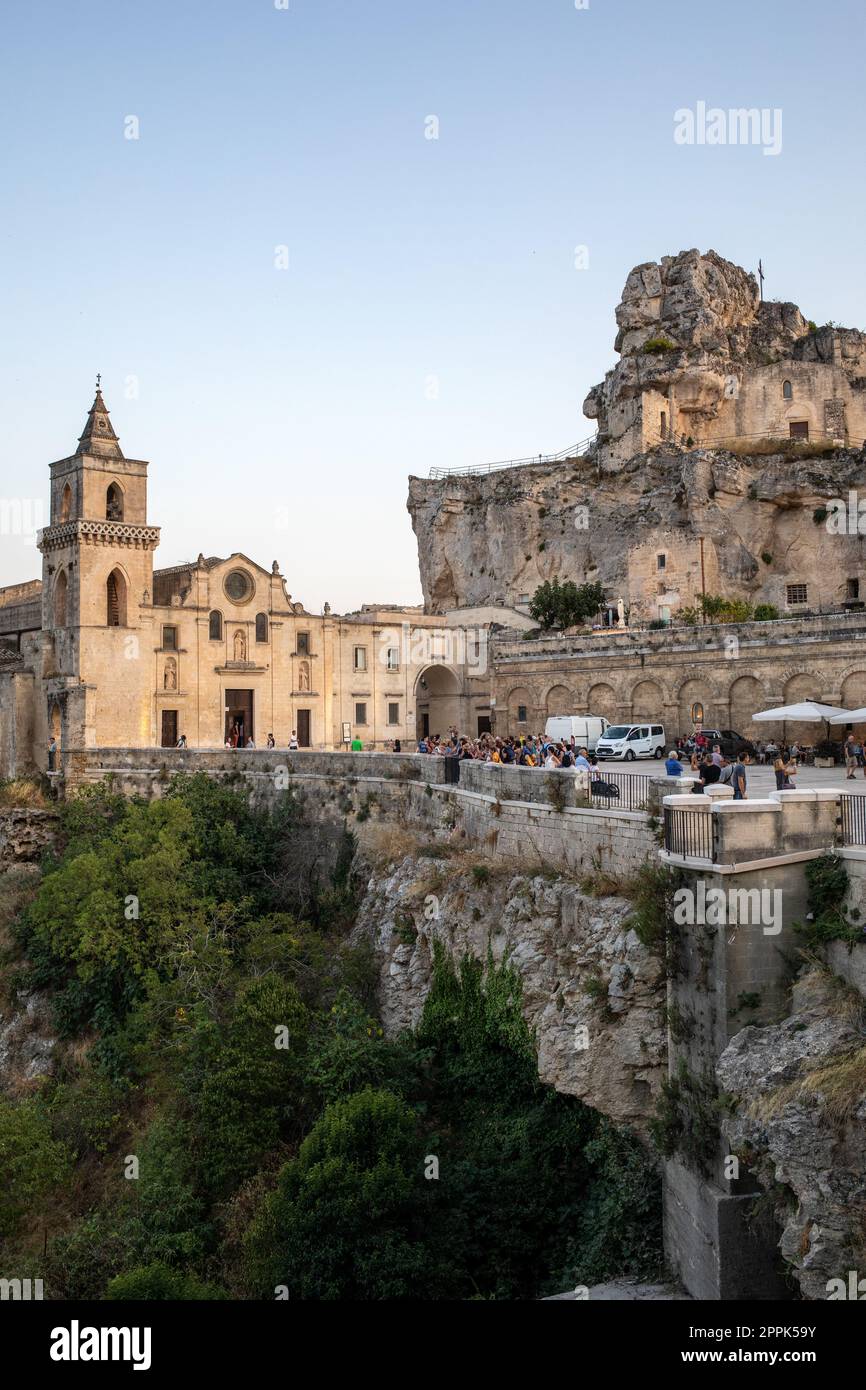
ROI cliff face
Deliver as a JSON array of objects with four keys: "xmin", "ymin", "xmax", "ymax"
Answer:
[
  {"xmin": 408, "ymin": 444, "xmax": 866, "ymax": 618},
  {"xmin": 353, "ymin": 855, "xmax": 666, "ymax": 1133},
  {"xmin": 718, "ymin": 968, "xmax": 866, "ymax": 1301},
  {"xmin": 408, "ymin": 247, "xmax": 866, "ymax": 618}
]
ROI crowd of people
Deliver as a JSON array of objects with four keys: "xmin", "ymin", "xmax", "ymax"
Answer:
[
  {"xmin": 412, "ymin": 728, "xmax": 759, "ymax": 797},
  {"xmin": 414, "ymin": 730, "xmax": 600, "ymax": 768}
]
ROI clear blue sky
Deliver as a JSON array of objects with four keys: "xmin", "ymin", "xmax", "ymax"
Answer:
[{"xmin": 2, "ymin": 0, "xmax": 864, "ymax": 610}]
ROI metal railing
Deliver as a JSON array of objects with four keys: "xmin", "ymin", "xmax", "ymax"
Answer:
[
  {"xmin": 588, "ymin": 770, "xmax": 653, "ymax": 812},
  {"xmin": 663, "ymin": 805, "xmax": 716, "ymax": 860},
  {"xmin": 840, "ymin": 794, "xmax": 866, "ymax": 846},
  {"xmin": 428, "ymin": 434, "xmax": 597, "ymax": 479}
]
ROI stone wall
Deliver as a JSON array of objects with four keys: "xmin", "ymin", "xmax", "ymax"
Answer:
[
  {"xmin": 60, "ymin": 747, "xmax": 661, "ymax": 878},
  {"xmin": 491, "ymin": 609, "xmax": 866, "ymax": 743}
]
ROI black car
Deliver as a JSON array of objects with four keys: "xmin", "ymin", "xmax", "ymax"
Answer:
[{"xmin": 693, "ymin": 728, "xmax": 757, "ymax": 759}]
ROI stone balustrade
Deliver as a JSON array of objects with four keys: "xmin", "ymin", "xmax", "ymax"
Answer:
[{"xmin": 662, "ymin": 787, "xmax": 841, "ymax": 867}]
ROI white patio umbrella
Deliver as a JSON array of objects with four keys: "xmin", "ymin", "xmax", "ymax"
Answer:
[
  {"xmin": 830, "ymin": 708, "xmax": 866, "ymax": 724},
  {"xmin": 752, "ymin": 702, "xmax": 851, "ymax": 741}
]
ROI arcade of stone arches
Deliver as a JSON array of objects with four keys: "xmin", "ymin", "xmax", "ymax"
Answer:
[{"xmin": 500, "ymin": 670, "xmax": 866, "ymax": 741}]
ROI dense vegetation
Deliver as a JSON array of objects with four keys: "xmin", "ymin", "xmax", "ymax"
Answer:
[{"xmin": 0, "ymin": 775, "xmax": 661, "ymax": 1299}]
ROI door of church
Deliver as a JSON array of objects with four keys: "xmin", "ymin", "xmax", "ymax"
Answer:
[
  {"xmin": 296, "ymin": 709, "xmax": 311, "ymax": 747},
  {"xmin": 161, "ymin": 710, "xmax": 178, "ymax": 747},
  {"xmin": 225, "ymin": 689, "xmax": 254, "ymax": 747}
]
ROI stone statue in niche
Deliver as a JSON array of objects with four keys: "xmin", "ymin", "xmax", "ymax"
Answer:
[
  {"xmin": 233, "ymin": 630, "xmax": 247, "ymax": 662},
  {"xmin": 164, "ymin": 657, "xmax": 177, "ymax": 691},
  {"xmin": 298, "ymin": 659, "xmax": 310, "ymax": 691}
]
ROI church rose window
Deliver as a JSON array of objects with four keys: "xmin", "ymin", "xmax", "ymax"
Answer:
[{"xmin": 224, "ymin": 569, "xmax": 254, "ymax": 603}]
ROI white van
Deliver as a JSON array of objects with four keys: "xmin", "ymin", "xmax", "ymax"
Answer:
[
  {"xmin": 543, "ymin": 716, "xmax": 610, "ymax": 751},
  {"xmin": 595, "ymin": 723, "xmax": 666, "ymax": 761}
]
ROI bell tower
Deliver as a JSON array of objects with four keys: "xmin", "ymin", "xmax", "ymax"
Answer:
[{"xmin": 37, "ymin": 381, "xmax": 160, "ymax": 750}]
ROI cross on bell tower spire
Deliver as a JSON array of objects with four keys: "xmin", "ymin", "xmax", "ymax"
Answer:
[{"xmin": 76, "ymin": 379, "xmax": 123, "ymax": 459}]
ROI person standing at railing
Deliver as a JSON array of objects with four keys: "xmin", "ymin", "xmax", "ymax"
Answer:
[{"xmin": 732, "ymin": 758, "xmax": 747, "ymax": 800}]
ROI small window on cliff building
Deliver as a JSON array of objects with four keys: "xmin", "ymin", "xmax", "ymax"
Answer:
[
  {"xmin": 657, "ymin": 554, "xmax": 666, "ymax": 570},
  {"xmin": 660, "ymin": 411, "xmax": 667, "ymax": 439},
  {"xmin": 787, "ymin": 583, "xmax": 808, "ymax": 605},
  {"xmin": 783, "ymin": 380, "xmax": 793, "ymax": 400},
  {"xmin": 789, "ymin": 420, "xmax": 809, "ymax": 439},
  {"xmin": 517, "ymin": 704, "xmax": 527, "ymax": 723},
  {"xmin": 847, "ymin": 578, "xmax": 860, "ymax": 600}
]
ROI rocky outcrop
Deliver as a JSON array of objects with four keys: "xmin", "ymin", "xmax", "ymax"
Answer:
[
  {"xmin": 407, "ymin": 441, "xmax": 866, "ymax": 617},
  {"xmin": 354, "ymin": 856, "xmax": 666, "ymax": 1132},
  {"xmin": 584, "ymin": 248, "xmax": 865, "ymax": 446},
  {"xmin": 0, "ymin": 988, "xmax": 57, "ymax": 1088},
  {"xmin": 718, "ymin": 969, "xmax": 866, "ymax": 1301},
  {"xmin": 408, "ymin": 248, "xmax": 866, "ymax": 617},
  {"xmin": 0, "ymin": 808, "xmax": 58, "ymax": 869}
]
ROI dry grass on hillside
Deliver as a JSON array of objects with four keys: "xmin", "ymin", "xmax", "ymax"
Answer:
[
  {"xmin": 751, "ymin": 1043, "xmax": 866, "ymax": 1126},
  {"xmin": 0, "ymin": 778, "xmax": 48, "ymax": 808}
]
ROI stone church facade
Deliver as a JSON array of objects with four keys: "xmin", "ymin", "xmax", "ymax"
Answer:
[{"xmin": 0, "ymin": 389, "xmax": 496, "ymax": 775}]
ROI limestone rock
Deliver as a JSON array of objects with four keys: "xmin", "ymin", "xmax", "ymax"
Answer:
[
  {"xmin": 718, "ymin": 969, "xmax": 866, "ymax": 1301},
  {"xmin": 0, "ymin": 989, "xmax": 57, "ymax": 1087},
  {"xmin": 352, "ymin": 856, "xmax": 666, "ymax": 1132}
]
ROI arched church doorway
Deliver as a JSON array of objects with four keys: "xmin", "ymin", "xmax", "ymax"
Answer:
[{"xmin": 415, "ymin": 665, "xmax": 464, "ymax": 742}]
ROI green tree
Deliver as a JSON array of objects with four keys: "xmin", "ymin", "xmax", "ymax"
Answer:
[
  {"xmin": 529, "ymin": 578, "xmax": 564, "ymax": 628},
  {"xmin": 0, "ymin": 1096, "xmax": 71, "ymax": 1236},
  {"xmin": 105, "ymin": 1262, "xmax": 226, "ymax": 1300},
  {"xmin": 243, "ymin": 1088, "xmax": 428, "ymax": 1299}
]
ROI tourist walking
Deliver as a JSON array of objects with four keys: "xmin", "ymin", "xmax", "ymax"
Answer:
[{"xmin": 845, "ymin": 735, "xmax": 858, "ymax": 779}]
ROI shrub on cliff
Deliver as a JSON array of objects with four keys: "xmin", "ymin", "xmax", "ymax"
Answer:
[{"xmin": 529, "ymin": 578, "xmax": 606, "ymax": 630}]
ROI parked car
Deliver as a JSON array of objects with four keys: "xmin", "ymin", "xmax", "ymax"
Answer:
[
  {"xmin": 693, "ymin": 728, "xmax": 757, "ymax": 759},
  {"xmin": 596, "ymin": 723, "xmax": 666, "ymax": 761}
]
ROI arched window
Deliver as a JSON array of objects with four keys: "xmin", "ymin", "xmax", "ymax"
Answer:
[
  {"xmin": 54, "ymin": 570, "xmax": 68, "ymax": 628},
  {"xmin": 59, "ymin": 483, "xmax": 72, "ymax": 523},
  {"xmin": 209, "ymin": 610, "xmax": 223, "ymax": 641},
  {"xmin": 106, "ymin": 569, "xmax": 127, "ymax": 627},
  {"xmin": 255, "ymin": 613, "xmax": 268, "ymax": 643},
  {"xmin": 106, "ymin": 482, "xmax": 124, "ymax": 521},
  {"xmin": 782, "ymin": 380, "xmax": 793, "ymax": 401}
]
